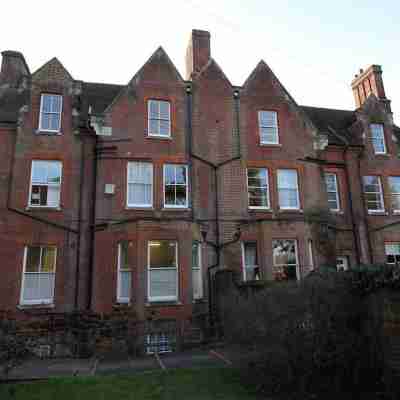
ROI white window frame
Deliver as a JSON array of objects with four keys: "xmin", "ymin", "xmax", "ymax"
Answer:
[
  {"xmin": 389, "ymin": 176, "xmax": 400, "ymax": 213},
  {"xmin": 28, "ymin": 160, "xmax": 62, "ymax": 208},
  {"xmin": 324, "ymin": 173, "xmax": 340, "ymax": 212},
  {"xmin": 385, "ymin": 243, "xmax": 400, "ymax": 265},
  {"xmin": 272, "ymin": 239, "xmax": 300, "ymax": 281},
  {"xmin": 308, "ymin": 240, "xmax": 314, "ymax": 270},
  {"xmin": 277, "ymin": 169, "xmax": 300, "ymax": 210},
  {"xmin": 147, "ymin": 241, "xmax": 178, "ymax": 303},
  {"xmin": 336, "ymin": 256, "xmax": 349, "ymax": 271},
  {"xmin": 241, "ymin": 242, "xmax": 259, "ymax": 281},
  {"xmin": 146, "ymin": 333, "xmax": 173, "ymax": 354},
  {"xmin": 117, "ymin": 242, "xmax": 132, "ymax": 304},
  {"xmin": 192, "ymin": 242, "xmax": 203, "ymax": 300},
  {"xmin": 247, "ymin": 168, "xmax": 270, "ymax": 209},
  {"xmin": 163, "ymin": 164, "xmax": 189, "ymax": 209},
  {"xmin": 363, "ymin": 176, "xmax": 385, "ymax": 213},
  {"xmin": 147, "ymin": 99, "xmax": 171, "ymax": 138},
  {"xmin": 38, "ymin": 94, "xmax": 63, "ymax": 133},
  {"xmin": 20, "ymin": 246, "xmax": 57, "ymax": 306},
  {"xmin": 126, "ymin": 162, "xmax": 153, "ymax": 208},
  {"xmin": 369, "ymin": 123, "xmax": 387, "ymax": 154},
  {"xmin": 258, "ymin": 110, "xmax": 279, "ymax": 145}
]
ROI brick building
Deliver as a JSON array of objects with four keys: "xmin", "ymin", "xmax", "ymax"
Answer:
[{"xmin": 0, "ymin": 30, "xmax": 399, "ymax": 349}]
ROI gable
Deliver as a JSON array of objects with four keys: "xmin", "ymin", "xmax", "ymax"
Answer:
[
  {"xmin": 32, "ymin": 57, "xmax": 73, "ymax": 83},
  {"xmin": 193, "ymin": 58, "xmax": 232, "ymax": 89},
  {"xmin": 105, "ymin": 46, "xmax": 183, "ymax": 114}
]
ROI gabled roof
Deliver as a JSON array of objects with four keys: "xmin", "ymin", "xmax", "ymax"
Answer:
[
  {"xmin": 300, "ymin": 106, "xmax": 357, "ymax": 146},
  {"xmin": 104, "ymin": 46, "xmax": 184, "ymax": 114},
  {"xmin": 81, "ymin": 82, "xmax": 123, "ymax": 117},
  {"xmin": 194, "ymin": 58, "xmax": 232, "ymax": 86},
  {"xmin": 32, "ymin": 57, "xmax": 73, "ymax": 81}
]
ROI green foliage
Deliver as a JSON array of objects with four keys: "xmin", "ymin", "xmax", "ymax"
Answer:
[{"xmin": 221, "ymin": 269, "xmax": 390, "ymax": 396}]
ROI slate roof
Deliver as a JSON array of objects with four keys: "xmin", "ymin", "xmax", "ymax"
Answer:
[
  {"xmin": 82, "ymin": 82, "xmax": 123, "ymax": 116},
  {"xmin": 300, "ymin": 105, "xmax": 357, "ymax": 145}
]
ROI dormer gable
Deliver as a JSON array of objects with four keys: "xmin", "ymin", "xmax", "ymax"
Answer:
[
  {"xmin": 32, "ymin": 57, "xmax": 73, "ymax": 84},
  {"xmin": 105, "ymin": 46, "xmax": 183, "ymax": 114},
  {"xmin": 193, "ymin": 58, "xmax": 232, "ymax": 89}
]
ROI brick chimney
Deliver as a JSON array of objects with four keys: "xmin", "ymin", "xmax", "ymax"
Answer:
[
  {"xmin": 0, "ymin": 50, "xmax": 30, "ymax": 87},
  {"xmin": 351, "ymin": 65, "xmax": 391, "ymax": 113},
  {"xmin": 185, "ymin": 29, "xmax": 211, "ymax": 79}
]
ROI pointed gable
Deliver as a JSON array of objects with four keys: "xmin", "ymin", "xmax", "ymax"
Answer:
[
  {"xmin": 105, "ymin": 46, "xmax": 183, "ymax": 114},
  {"xmin": 243, "ymin": 60, "xmax": 294, "ymax": 103},
  {"xmin": 32, "ymin": 57, "xmax": 73, "ymax": 83},
  {"xmin": 193, "ymin": 58, "xmax": 232, "ymax": 88}
]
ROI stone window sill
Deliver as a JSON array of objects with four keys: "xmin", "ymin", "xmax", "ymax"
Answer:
[
  {"xmin": 145, "ymin": 301, "xmax": 183, "ymax": 307},
  {"xmin": 25, "ymin": 206, "xmax": 62, "ymax": 212},
  {"xmin": 249, "ymin": 208, "xmax": 272, "ymax": 213},
  {"xmin": 259, "ymin": 143, "xmax": 282, "ymax": 148},
  {"xmin": 278, "ymin": 208, "xmax": 304, "ymax": 213},
  {"xmin": 367, "ymin": 211, "xmax": 388, "ymax": 216},
  {"xmin": 35, "ymin": 130, "xmax": 62, "ymax": 136},
  {"xmin": 146, "ymin": 135, "xmax": 172, "ymax": 141},
  {"xmin": 17, "ymin": 303, "xmax": 55, "ymax": 310}
]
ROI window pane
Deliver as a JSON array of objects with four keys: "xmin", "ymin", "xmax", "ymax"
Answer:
[
  {"xmin": 32, "ymin": 162, "xmax": 48, "ymax": 183},
  {"xmin": 278, "ymin": 170, "xmax": 297, "ymax": 189},
  {"xmin": 391, "ymin": 194, "xmax": 400, "ymax": 211},
  {"xmin": 389, "ymin": 177, "xmax": 400, "ymax": 193},
  {"xmin": 165, "ymin": 185, "xmax": 175, "ymax": 205},
  {"xmin": 41, "ymin": 114, "xmax": 51, "ymax": 130},
  {"xmin": 192, "ymin": 269, "xmax": 203, "ymax": 299},
  {"xmin": 279, "ymin": 188, "xmax": 298, "ymax": 208},
  {"xmin": 175, "ymin": 166, "xmax": 187, "ymax": 184},
  {"xmin": 149, "ymin": 269, "xmax": 177, "ymax": 299},
  {"xmin": 248, "ymin": 168, "xmax": 266, "ymax": 187},
  {"xmin": 30, "ymin": 186, "xmax": 41, "ymax": 205},
  {"xmin": 260, "ymin": 127, "xmax": 278, "ymax": 143},
  {"xmin": 259, "ymin": 111, "xmax": 277, "ymax": 126},
  {"xmin": 370, "ymin": 124, "xmax": 385, "ymax": 153},
  {"xmin": 159, "ymin": 120, "xmax": 170, "ymax": 136},
  {"xmin": 244, "ymin": 243, "xmax": 257, "ymax": 265},
  {"xmin": 47, "ymin": 162, "xmax": 61, "ymax": 184},
  {"xmin": 192, "ymin": 242, "xmax": 199, "ymax": 269},
  {"xmin": 38, "ymin": 273, "xmax": 55, "ymax": 301},
  {"xmin": 46, "ymin": 186, "xmax": 60, "ymax": 207},
  {"xmin": 49, "ymin": 113, "xmax": 60, "ymax": 131},
  {"xmin": 119, "ymin": 242, "xmax": 130, "ymax": 270},
  {"xmin": 41, "ymin": 247, "xmax": 56, "ymax": 272},
  {"xmin": 149, "ymin": 100, "xmax": 159, "ymax": 119},
  {"xmin": 363, "ymin": 176, "xmax": 379, "ymax": 187},
  {"xmin": 175, "ymin": 185, "xmax": 187, "ymax": 205},
  {"xmin": 26, "ymin": 247, "xmax": 41, "ymax": 272},
  {"xmin": 118, "ymin": 271, "xmax": 131, "ymax": 300},
  {"xmin": 164, "ymin": 165, "xmax": 175, "ymax": 185},
  {"xmin": 273, "ymin": 240, "xmax": 297, "ymax": 281},
  {"xmin": 51, "ymin": 95, "xmax": 62, "ymax": 113},
  {"xmin": 159, "ymin": 101, "xmax": 170, "ymax": 120},
  {"xmin": 149, "ymin": 241, "xmax": 176, "ymax": 268},
  {"xmin": 42, "ymin": 95, "xmax": 52, "ymax": 113},
  {"xmin": 249, "ymin": 187, "xmax": 268, "ymax": 207},
  {"xmin": 149, "ymin": 119, "xmax": 159, "ymax": 134}
]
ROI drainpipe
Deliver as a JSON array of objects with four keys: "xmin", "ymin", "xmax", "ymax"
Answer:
[
  {"xmin": 357, "ymin": 149, "xmax": 374, "ymax": 264},
  {"xmin": 87, "ymin": 133, "xmax": 98, "ymax": 310},
  {"xmin": 344, "ymin": 146, "xmax": 361, "ymax": 265}
]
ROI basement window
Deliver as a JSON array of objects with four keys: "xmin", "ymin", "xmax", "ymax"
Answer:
[
  {"xmin": 145, "ymin": 332, "xmax": 175, "ymax": 354},
  {"xmin": 385, "ymin": 243, "xmax": 400, "ymax": 265},
  {"xmin": 20, "ymin": 246, "xmax": 57, "ymax": 305},
  {"xmin": 38, "ymin": 94, "xmax": 62, "ymax": 133},
  {"xmin": 29, "ymin": 160, "xmax": 62, "ymax": 208}
]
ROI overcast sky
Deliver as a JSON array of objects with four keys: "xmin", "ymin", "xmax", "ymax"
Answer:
[{"xmin": 2, "ymin": 0, "xmax": 399, "ymax": 121}]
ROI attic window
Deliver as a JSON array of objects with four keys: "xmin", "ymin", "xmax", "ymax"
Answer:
[
  {"xmin": 148, "ymin": 100, "xmax": 171, "ymax": 138},
  {"xmin": 258, "ymin": 110, "xmax": 279, "ymax": 144},
  {"xmin": 38, "ymin": 94, "xmax": 62, "ymax": 133}
]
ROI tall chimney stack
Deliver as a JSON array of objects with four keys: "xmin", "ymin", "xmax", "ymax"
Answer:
[
  {"xmin": 351, "ymin": 65, "xmax": 391, "ymax": 113},
  {"xmin": 185, "ymin": 30, "xmax": 211, "ymax": 79},
  {"xmin": 0, "ymin": 50, "xmax": 30, "ymax": 87}
]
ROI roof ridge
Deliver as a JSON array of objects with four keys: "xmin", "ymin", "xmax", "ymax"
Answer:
[{"xmin": 300, "ymin": 105, "xmax": 354, "ymax": 113}]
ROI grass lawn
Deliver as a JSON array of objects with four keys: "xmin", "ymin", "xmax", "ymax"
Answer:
[{"xmin": 0, "ymin": 367, "xmax": 259, "ymax": 400}]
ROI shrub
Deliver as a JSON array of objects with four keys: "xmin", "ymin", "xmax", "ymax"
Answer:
[{"xmin": 221, "ymin": 268, "xmax": 391, "ymax": 396}]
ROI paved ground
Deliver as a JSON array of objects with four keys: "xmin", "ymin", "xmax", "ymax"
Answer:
[{"xmin": 6, "ymin": 348, "xmax": 233, "ymax": 381}]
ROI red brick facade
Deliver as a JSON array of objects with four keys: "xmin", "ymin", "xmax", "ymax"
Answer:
[{"xmin": 0, "ymin": 30, "xmax": 399, "ymax": 332}]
